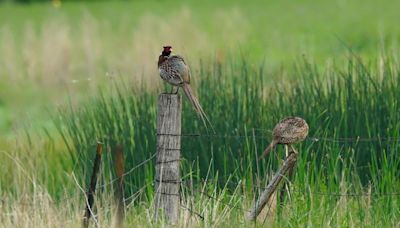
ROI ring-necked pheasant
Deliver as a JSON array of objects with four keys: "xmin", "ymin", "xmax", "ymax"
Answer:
[
  {"xmin": 158, "ymin": 46, "xmax": 213, "ymax": 131},
  {"xmin": 259, "ymin": 117, "xmax": 309, "ymax": 160}
]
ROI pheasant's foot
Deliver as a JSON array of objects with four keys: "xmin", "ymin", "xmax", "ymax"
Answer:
[
  {"xmin": 169, "ymin": 86, "xmax": 179, "ymax": 94},
  {"xmin": 290, "ymin": 145, "xmax": 298, "ymax": 155},
  {"xmin": 285, "ymin": 145, "xmax": 289, "ymax": 158}
]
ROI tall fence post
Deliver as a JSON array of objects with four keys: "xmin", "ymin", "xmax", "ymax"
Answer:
[
  {"xmin": 83, "ymin": 142, "xmax": 103, "ymax": 228},
  {"xmin": 113, "ymin": 144, "xmax": 125, "ymax": 228},
  {"xmin": 154, "ymin": 94, "xmax": 182, "ymax": 224}
]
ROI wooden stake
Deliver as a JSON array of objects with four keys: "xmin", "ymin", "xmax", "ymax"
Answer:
[
  {"xmin": 279, "ymin": 162, "xmax": 295, "ymax": 206},
  {"xmin": 83, "ymin": 142, "xmax": 103, "ymax": 228},
  {"xmin": 154, "ymin": 94, "xmax": 182, "ymax": 224},
  {"xmin": 113, "ymin": 144, "xmax": 125, "ymax": 228},
  {"xmin": 247, "ymin": 150, "xmax": 297, "ymax": 220}
]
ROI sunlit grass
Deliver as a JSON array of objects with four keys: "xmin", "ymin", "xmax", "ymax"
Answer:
[
  {"xmin": 1, "ymin": 54, "xmax": 399, "ymax": 226},
  {"xmin": 36, "ymin": 56, "xmax": 400, "ymax": 226}
]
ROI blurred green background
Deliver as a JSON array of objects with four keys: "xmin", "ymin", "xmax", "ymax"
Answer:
[{"xmin": 1, "ymin": 0, "xmax": 399, "ymax": 139}]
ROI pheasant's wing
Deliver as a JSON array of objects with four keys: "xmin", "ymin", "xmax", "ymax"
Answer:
[
  {"xmin": 170, "ymin": 55, "xmax": 186, "ymax": 64},
  {"xmin": 273, "ymin": 124, "xmax": 294, "ymax": 139},
  {"xmin": 169, "ymin": 55, "xmax": 191, "ymax": 84},
  {"xmin": 273, "ymin": 117, "xmax": 308, "ymax": 141}
]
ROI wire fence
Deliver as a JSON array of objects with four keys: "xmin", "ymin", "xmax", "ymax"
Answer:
[
  {"xmin": 2, "ymin": 149, "xmax": 399, "ymax": 203},
  {"xmin": 2, "ymin": 155, "xmax": 400, "ymax": 223},
  {"xmin": 180, "ymin": 179, "xmax": 400, "ymax": 220},
  {"xmin": 2, "ymin": 132, "xmax": 400, "ymax": 221},
  {"xmin": 92, "ymin": 128, "xmax": 400, "ymax": 144},
  {"xmin": 156, "ymin": 132, "xmax": 400, "ymax": 143}
]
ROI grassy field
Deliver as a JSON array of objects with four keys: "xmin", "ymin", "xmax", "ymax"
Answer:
[
  {"xmin": 1, "ymin": 0, "xmax": 400, "ymax": 136},
  {"xmin": 1, "ymin": 0, "xmax": 400, "ymax": 227}
]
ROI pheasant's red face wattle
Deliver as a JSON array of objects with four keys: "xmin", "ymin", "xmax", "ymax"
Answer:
[
  {"xmin": 158, "ymin": 46, "xmax": 172, "ymax": 66},
  {"xmin": 161, "ymin": 46, "xmax": 172, "ymax": 56},
  {"xmin": 163, "ymin": 46, "xmax": 172, "ymax": 51}
]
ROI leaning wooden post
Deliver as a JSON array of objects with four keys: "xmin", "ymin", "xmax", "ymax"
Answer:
[
  {"xmin": 113, "ymin": 145, "xmax": 125, "ymax": 228},
  {"xmin": 83, "ymin": 142, "xmax": 103, "ymax": 228},
  {"xmin": 247, "ymin": 150, "xmax": 297, "ymax": 220},
  {"xmin": 279, "ymin": 160, "xmax": 296, "ymax": 206},
  {"xmin": 154, "ymin": 94, "xmax": 182, "ymax": 224}
]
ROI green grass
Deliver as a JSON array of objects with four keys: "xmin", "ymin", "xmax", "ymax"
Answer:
[
  {"xmin": 29, "ymin": 56, "xmax": 396, "ymax": 226},
  {"xmin": 2, "ymin": 56, "xmax": 400, "ymax": 226}
]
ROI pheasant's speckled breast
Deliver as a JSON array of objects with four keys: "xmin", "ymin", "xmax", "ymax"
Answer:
[{"xmin": 159, "ymin": 55, "xmax": 190, "ymax": 86}]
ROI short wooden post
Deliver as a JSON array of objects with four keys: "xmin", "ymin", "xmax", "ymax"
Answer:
[
  {"xmin": 83, "ymin": 142, "xmax": 103, "ymax": 228},
  {"xmin": 113, "ymin": 145, "xmax": 125, "ymax": 228},
  {"xmin": 247, "ymin": 150, "xmax": 298, "ymax": 220},
  {"xmin": 154, "ymin": 94, "xmax": 182, "ymax": 224}
]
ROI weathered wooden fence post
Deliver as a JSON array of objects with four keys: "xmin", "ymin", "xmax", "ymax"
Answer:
[
  {"xmin": 279, "ymin": 161, "xmax": 295, "ymax": 206},
  {"xmin": 113, "ymin": 145, "xmax": 125, "ymax": 228},
  {"xmin": 247, "ymin": 149, "xmax": 298, "ymax": 220},
  {"xmin": 154, "ymin": 94, "xmax": 182, "ymax": 224},
  {"xmin": 83, "ymin": 142, "xmax": 103, "ymax": 228}
]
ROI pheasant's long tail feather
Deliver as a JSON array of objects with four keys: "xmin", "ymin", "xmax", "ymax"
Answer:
[
  {"xmin": 259, "ymin": 141, "xmax": 277, "ymax": 161},
  {"xmin": 182, "ymin": 83, "xmax": 215, "ymax": 133}
]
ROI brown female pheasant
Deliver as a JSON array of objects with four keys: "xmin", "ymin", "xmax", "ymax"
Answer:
[
  {"xmin": 158, "ymin": 46, "xmax": 213, "ymax": 130},
  {"xmin": 259, "ymin": 117, "xmax": 309, "ymax": 160}
]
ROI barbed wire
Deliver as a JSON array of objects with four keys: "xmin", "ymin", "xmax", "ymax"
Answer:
[
  {"xmin": 179, "ymin": 179, "xmax": 400, "ymax": 220},
  {"xmin": 2, "ymin": 170, "xmax": 400, "ymax": 222},
  {"xmin": 2, "ymin": 157, "xmax": 398, "ymax": 210},
  {"xmin": 2, "ymin": 131, "xmax": 400, "ymax": 221},
  {"xmin": 156, "ymin": 132, "xmax": 400, "ymax": 143},
  {"xmin": 94, "ymin": 130, "xmax": 400, "ymax": 144},
  {"xmin": 177, "ymin": 177, "xmax": 400, "ymax": 201},
  {"xmin": 74, "ymin": 129, "xmax": 400, "ymax": 202},
  {"xmin": 180, "ymin": 204, "xmax": 205, "ymax": 220},
  {"xmin": 3, "ymin": 177, "xmax": 398, "ymax": 211},
  {"xmin": 293, "ymin": 190, "xmax": 400, "ymax": 197},
  {"xmin": 0, "ymin": 150, "xmax": 157, "ymax": 208},
  {"xmin": 96, "ymin": 152, "xmax": 157, "ymax": 189},
  {"xmin": 186, "ymin": 178, "xmax": 400, "ymax": 198}
]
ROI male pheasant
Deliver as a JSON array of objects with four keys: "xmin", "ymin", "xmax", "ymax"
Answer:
[
  {"xmin": 259, "ymin": 117, "xmax": 309, "ymax": 160},
  {"xmin": 158, "ymin": 46, "xmax": 213, "ymax": 131}
]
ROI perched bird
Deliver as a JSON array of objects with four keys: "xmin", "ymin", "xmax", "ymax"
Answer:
[
  {"xmin": 158, "ymin": 46, "xmax": 213, "ymax": 131},
  {"xmin": 259, "ymin": 117, "xmax": 309, "ymax": 160}
]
